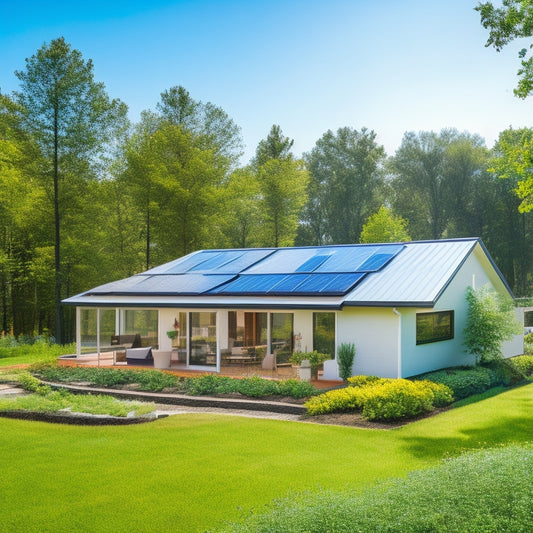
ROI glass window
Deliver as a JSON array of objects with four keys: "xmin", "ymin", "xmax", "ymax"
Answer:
[
  {"xmin": 270, "ymin": 313, "xmax": 293, "ymax": 365},
  {"xmin": 80, "ymin": 309, "xmax": 97, "ymax": 353},
  {"xmin": 190, "ymin": 312, "xmax": 217, "ymax": 366},
  {"xmin": 228, "ymin": 311, "xmax": 267, "ymax": 362},
  {"xmin": 416, "ymin": 311, "xmax": 454, "ymax": 345},
  {"xmin": 121, "ymin": 310, "xmax": 159, "ymax": 348},
  {"xmin": 313, "ymin": 312, "xmax": 335, "ymax": 358}
]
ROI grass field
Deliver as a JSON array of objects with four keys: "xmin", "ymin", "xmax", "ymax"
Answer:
[{"xmin": 1, "ymin": 382, "xmax": 531, "ymax": 532}]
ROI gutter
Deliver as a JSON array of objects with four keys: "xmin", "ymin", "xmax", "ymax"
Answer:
[{"xmin": 392, "ymin": 308, "xmax": 402, "ymax": 378}]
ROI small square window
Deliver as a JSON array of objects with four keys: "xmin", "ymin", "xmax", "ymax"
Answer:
[{"xmin": 416, "ymin": 311, "xmax": 454, "ymax": 345}]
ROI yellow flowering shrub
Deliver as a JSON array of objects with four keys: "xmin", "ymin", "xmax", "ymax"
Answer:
[
  {"xmin": 305, "ymin": 386, "xmax": 365, "ymax": 415},
  {"xmin": 305, "ymin": 377, "xmax": 454, "ymax": 420}
]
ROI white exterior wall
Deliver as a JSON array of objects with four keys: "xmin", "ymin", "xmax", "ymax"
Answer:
[
  {"xmin": 158, "ymin": 309, "xmax": 177, "ymax": 352},
  {"xmin": 336, "ymin": 307, "xmax": 399, "ymax": 378},
  {"xmin": 400, "ymin": 248, "xmax": 523, "ymax": 378}
]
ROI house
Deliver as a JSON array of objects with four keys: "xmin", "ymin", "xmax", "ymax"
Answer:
[{"xmin": 62, "ymin": 238, "xmax": 524, "ymax": 380}]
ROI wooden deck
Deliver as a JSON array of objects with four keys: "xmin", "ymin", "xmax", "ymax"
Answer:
[{"xmin": 58, "ymin": 352, "xmax": 341, "ymax": 388}]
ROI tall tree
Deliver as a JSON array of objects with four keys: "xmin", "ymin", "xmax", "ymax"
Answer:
[
  {"xmin": 157, "ymin": 85, "xmax": 243, "ymax": 167},
  {"xmin": 487, "ymin": 128, "xmax": 533, "ymax": 294},
  {"xmin": 476, "ymin": 0, "xmax": 533, "ymax": 98},
  {"xmin": 218, "ymin": 168, "xmax": 261, "ymax": 248},
  {"xmin": 256, "ymin": 159, "xmax": 309, "ymax": 247},
  {"xmin": 13, "ymin": 37, "xmax": 128, "ymax": 341},
  {"xmin": 488, "ymin": 127, "xmax": 533, "ymax": 213},
  {"xmin": 252, "ymin": 124, "xmax": 294, "ymax": 167},
  {"xmin": 303, "ymin": 127, "xmax": 385, "ymax": 244},
  {"xmin": 390, "ymin": 131, "xmax": 449, "ymax": 240}
]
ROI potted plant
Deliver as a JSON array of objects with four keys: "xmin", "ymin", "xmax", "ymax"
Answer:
[{"xmin": 290, "ymin": 350, "xmax": 331, "ymax": 379}]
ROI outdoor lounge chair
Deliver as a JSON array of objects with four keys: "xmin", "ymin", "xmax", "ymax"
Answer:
[{"xmin": 126, "ymin": 346, "xmax": 153, "ymax": 366}]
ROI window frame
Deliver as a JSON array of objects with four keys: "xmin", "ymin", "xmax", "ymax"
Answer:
[{"xmin": 416, "ymin": 310, "xmax": 454, "ymax": 345}]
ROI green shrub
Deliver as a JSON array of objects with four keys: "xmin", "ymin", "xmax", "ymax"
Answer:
[
  {"xmin": 218, "ymin": 445, "xmax": 533, "ymax": 533},
  {"xmin": 415, "ymin": 366, "xmax": 496, "ymax": 400},
  {"xmin": 17, "ymin": 372, "xmax": 52, "ymax": 395},
  {"xmin": 337, "ymin": 343, "xmax": 356, "ymax": 381},
  {"xmin": 524, "ymin": 334, "xmax": 533, "ymax": 355},
  {"xmin": 508, "ymin": 355, "xmax": 533, "ymax": 378},
  {"xmin": 420, "ymin": 379, "xmax": 454, "ymax": 407}
]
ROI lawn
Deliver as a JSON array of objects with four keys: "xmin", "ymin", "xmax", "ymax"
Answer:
[{"xmin": 0, "ymin": 382, "xmax": 531, "ymax": 532}]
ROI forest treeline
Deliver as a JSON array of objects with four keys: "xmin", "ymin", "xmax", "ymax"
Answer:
[{"xmin": 1, "ymin": 38, "xmax": 532, "ymax": 341}]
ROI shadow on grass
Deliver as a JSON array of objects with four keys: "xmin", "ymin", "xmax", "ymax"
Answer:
[{"xmin": 399, "ymin": 386, "xmax": 533, "ymax": 460}]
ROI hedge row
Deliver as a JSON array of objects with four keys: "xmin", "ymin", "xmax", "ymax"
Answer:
[
  {"xmin": 415, "ymin": 356, "xmax": 533, "ymax": 400},
  {"xmin": 30, "ymin": 363, "xmax": 318, "ymax": 399}
]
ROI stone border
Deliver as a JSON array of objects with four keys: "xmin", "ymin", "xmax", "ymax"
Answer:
[
  {"xmin": 0, "ymin": 409, "xmax": 159, "ymax": 425},
  {"xmin": 44, "ymin": 382, "xmax": 307, "ymax": 415}
]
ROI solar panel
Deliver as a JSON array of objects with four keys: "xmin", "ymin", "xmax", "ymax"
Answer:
[
  {"xmin": 212, "ymin": 274, "xmax": 287, "ymax": 294},
  {"xmin": 356, "ymin": 245, "xmax": 405, "ymax": 272},
  {"xmin": 288, "ymin": 273, "xmax": 334, "ymax": 293},
  {"xmin": 314, "ymin": 247, "xmax": 377, "ymax": 273},
  {"xmin": 268, "ymin": 274, "xmax": 309, "ymax": 292},
  {"xmin": 91, "ymin": 274, "xmax": 235, "ymax": 295},
  {"xmin": 188, "ymin": 251, "xmax": 245, "ymax": 272},
  {"xmin": 319, "ymin": 273, "xmax": 365, "ymax": 293},
  {"xmin": 162, "ymin": 251, "xmax": 219, "ymax": 274},
  {"xmin": 295, "ymin": 254, "xmax": 331, "ymax": 273}
]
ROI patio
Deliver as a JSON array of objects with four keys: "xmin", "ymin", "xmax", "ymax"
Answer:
[{"xmin": 59, "ymin": 350, "xmax": 302, "ymax": 380}]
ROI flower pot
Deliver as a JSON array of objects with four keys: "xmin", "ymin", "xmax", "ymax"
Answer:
[{"xmin": 152, "ymin": 350, "xmax": 172, "ymax": 369}]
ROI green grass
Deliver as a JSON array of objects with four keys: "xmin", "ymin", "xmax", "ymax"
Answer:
[
  {"xmin": 0, "ymin": 391, "xmax": 155, "ymax": 417},
  {"xmin": 0, "ymin": 382, "xmax": 531, "ymax": 532},
  {"xmin": 218, "ymin": 445, "xmax": 533, "ymax": 532},
  {"xmin": 0, "ymin": 341, "xmax": 75, "ymax": 367}
]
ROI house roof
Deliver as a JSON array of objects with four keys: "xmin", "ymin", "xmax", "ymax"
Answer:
[{"xmin": 63, "ymin": 238, "xmax": 513, "ymax": 310}]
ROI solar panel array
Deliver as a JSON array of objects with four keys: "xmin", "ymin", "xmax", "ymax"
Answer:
[{"xmin": 87, "ymin": 244, "xmax": 405, "ymax": 297}]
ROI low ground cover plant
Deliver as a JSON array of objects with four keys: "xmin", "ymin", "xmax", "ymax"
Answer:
[
  {"xmin": 0, "ymin": 371, "xmax": 154, "ymax": 417},
  {"xmin": 31, "ymin": 363, "xmax": 318, "ymax": 399},
  {"xmin": 305, "ymin": 377, "xmax": 453, "ymax": 420},
  {"xmin": 217, "ymin": 445, "xmax": 533, "ymax": 533}
]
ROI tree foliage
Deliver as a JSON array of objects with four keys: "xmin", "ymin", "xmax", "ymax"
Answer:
[
  {"xmin": 303, "ymin": 127, "xmax": 385, "ymax": 244},
  {"xmin": 360, "ymin": 206, "xmax": 410, "ymax": 243},
  {"xmin": 1, "ymin": 39, "xmax": 532, "ymax": 339},
  {"xmin": 252, "ymin": 124, "xmax": 294, "ymax": 168},
  {"xmin": 477, "ymin": 0, "xmax": 533, "ymax": 98},
  {"xmin": 463, "ymin": 285, "xmax": 521, "ymax": 363},
  {"xmin": 489, "ymin": 126, "xmax": 533, "ymax": 213},
  {"xmin": 13, "ymin": 37, "xmax": 128, "ymax": 341}
]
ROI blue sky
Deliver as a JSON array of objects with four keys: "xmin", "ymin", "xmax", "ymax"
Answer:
[{"xmin": 1, "ymin": 0, "xmax": 531, "ymax": 163}]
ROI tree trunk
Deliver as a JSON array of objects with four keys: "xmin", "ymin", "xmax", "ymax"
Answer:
[{"xmin": 53, "ymin": 103, "xmax": 62, "ymax": 343}]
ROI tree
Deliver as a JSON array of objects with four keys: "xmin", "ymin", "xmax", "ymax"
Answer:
[
  {"xmin": 252, "ymin": 124, "xmax": 294, "ymax": 167},
  {"xmin": 303, "ymin": 127, "xmax": 386, "ymax": 244},
  {"xmin": 360, "ymin": 206, "xmax": 410, "ymax": 243},
  {"xmin": 463, "ymin": 285, "xmax": 522, "ymax": 364},
  {"xmin": 157, "ymin": 85, "xmax": 243, "ymax": 167},
  {"xmin": 256, "ymin": 159, "xmax": 309, "ymax": 247},
  {"xmin": 488, "ymin": 127, "xmax": 533, "ymax": 213},
  {"xmin": 476, "ymin": 1, "xmax": 533, "ymax": 98},
  {"xmin": 13, "ymin": 37, "xmax": 128, "ymax": 341},
  {"xmin": 149, "ymin": 122, "xmax": 228, "ymax": 258},
  {"xmin": 218, "ymin": 168, "xmax": 261, "ymax": 248}
]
